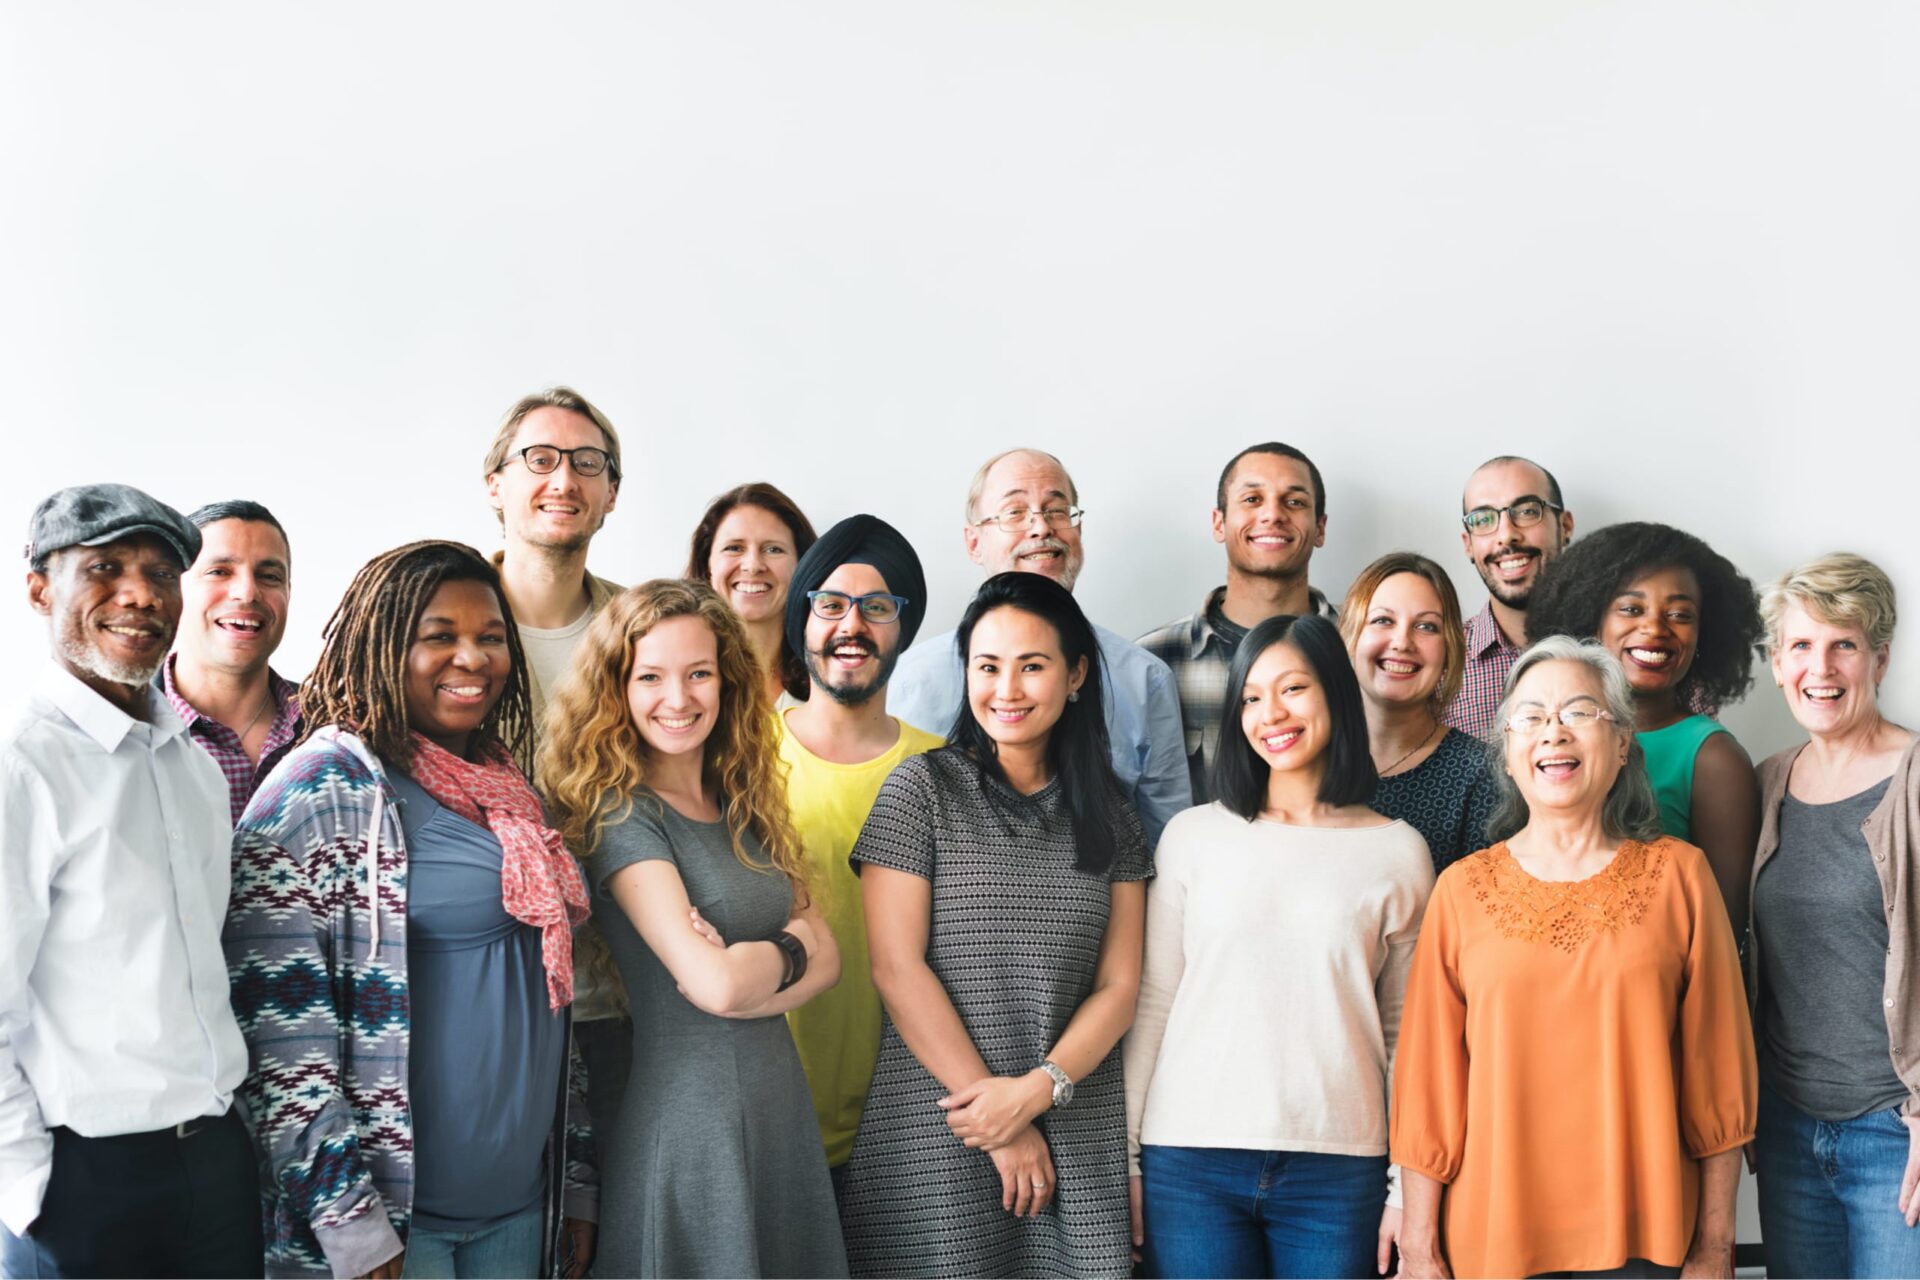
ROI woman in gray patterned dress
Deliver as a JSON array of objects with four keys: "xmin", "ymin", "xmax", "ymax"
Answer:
[
  {"xmin": 839, "ymin": 572, "xmax": 1151, "ymax": 1278},
  {"xmin": 539, "ymin": 580, "xmax": 846, "ymax": 1278}
]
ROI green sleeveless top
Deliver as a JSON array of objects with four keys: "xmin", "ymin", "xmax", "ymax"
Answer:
[{"xmin": 1637, "ymin": 713, "xmax": 1728, "ymax": 841}]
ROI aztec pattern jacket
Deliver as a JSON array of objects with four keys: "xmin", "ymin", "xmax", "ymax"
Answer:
[{"xmin": 224, "ymin": 727, "xmax": 597, "ymax": 1278}]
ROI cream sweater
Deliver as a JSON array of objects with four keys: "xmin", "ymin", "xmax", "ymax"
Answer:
[{"xmin": 1122, "ymin": 803, "xmax": 1434, "ymax": 1198}]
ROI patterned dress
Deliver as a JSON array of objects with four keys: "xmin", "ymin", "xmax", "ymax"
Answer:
[{"xmin": 838, "ymin": 749, "xmax": 1152, "ymax": 1278}]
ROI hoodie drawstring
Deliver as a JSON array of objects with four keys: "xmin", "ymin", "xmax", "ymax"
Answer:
[{"xmin": 366, "ymin": 790, "xmax": 384, "ymax": 961}]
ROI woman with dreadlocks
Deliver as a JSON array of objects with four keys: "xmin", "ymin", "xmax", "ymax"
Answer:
[{"xmin": 223, "ymin": 541, "xmax": 597, "ymax": 1280}]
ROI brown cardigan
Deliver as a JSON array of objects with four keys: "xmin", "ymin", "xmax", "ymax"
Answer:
[{"xmin": 1747, "ymin": 736, "xmax": 1920, "ymax": 1115}]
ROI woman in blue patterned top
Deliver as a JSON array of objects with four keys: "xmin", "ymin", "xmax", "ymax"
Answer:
[{"xmin": 1338, "ymin": 552, "xmax": 1497, "ymax": 872}]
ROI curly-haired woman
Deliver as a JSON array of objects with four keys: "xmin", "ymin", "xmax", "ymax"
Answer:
[
  {"xmin": 539, "ymin": 579, "xmax": 845, "ymax": 1278},
  {"xmin": 224, "ymin": 541, "xmax": 596, "ymax": 1279},
  {"xmin": 1526, "ymin": 521, "xmax": 1764, "ymax": 927}
]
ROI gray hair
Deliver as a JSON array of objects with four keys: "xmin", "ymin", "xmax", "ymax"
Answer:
[
  {"xmin": 963, "ymin": 447, "xmax": 1078, "ymax": 522},
  {"xmin": 1483, "ymin": 635, "xmax": 1663, "ymax": 844}
]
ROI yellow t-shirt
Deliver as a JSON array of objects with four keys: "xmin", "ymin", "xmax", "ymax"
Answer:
[{"xmin": 779, "ymin": 710, "xmax": 944, "ymax": 1167}]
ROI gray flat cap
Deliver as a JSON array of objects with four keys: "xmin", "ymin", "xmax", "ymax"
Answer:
[{"xmin": 25, "ymin": 483, "xmax": 201, "ymax": 570}]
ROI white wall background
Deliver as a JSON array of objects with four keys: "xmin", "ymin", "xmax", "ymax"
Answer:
[{"xmin": 7, "ymin": 1, "xmax": 1920, "ymax": 1252}]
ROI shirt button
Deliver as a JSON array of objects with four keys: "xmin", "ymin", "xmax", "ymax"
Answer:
[
  {"xmin": 1888, "ymin": 998, "xmax": 1897, "ymax": 1008},
  {"xmin": 170, "ymin": 831, "xmax": 181, "ymax": 841}
]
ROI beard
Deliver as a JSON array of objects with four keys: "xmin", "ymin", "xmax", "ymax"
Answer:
[
  {"xmin": 806, "ymin": 637, "xmax": 902, "ymax": 707},
  {"xmin": 1475, "ymin": 544, "xmax": 1551, "ymax": 609},
  {"xmin": 57, "ymin": 612, "xmax": 170, "ymax": 689}
]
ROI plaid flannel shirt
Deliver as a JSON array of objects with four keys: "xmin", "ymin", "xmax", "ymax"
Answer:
[
  {"xmin": 160, "ymin": 655, "xmax": 304, "ymax": 823},
  {"xmin": 1136, "ymin": 584, "xmax": 1336, "ymax": 804},
  {"xmin": 1442, "ymin": 600, "xmax": 1521, "ymax": 741}
]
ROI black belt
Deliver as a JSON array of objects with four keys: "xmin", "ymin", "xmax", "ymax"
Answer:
[{"xmin": 53, "ymin": 1110, "xmax": 231, "ymax": 1144}]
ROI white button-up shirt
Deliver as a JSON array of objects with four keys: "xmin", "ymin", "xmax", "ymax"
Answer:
[{"xmin": 0, "ymin": 664, "xmax": 249, "ymax": 1236}]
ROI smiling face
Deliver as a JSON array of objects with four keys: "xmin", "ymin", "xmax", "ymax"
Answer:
[
  {"xmin": 707, "ymin": 505, "xmax": 799, "ymax": 625},
  {"xmin": 803, "ymin": 561, "xmax": 903, "ymax": 707},
  {"xmin": 1503, "ymin": 658, "xmax": 1629, "ymax": 820},
  {"xmin": 1213, "ymin": 451, "xmax": 1325, "ymax": 580},
  {"xmin": 965, "ymin": 605, "xmax": 1086, "ymax": 757},
  {"xmin": 486, "ymin": 406, "xmax": 619, "ymax": 553},
  {"xmin": 1460, "ymin": 459, "xmax": 1571, "ymax": 608},
  {"xmin": 1238, "ymin": 640, "xmax": 1332, "ymax": 782},
  {"xmin": 963, "ymin": 451, "xmax": 1085, "ymax": 589},
  {"xmin": 1772, "ymin": 598, "xmax": 1889, "ymax": 740},
  {"xmin": 176, "ymin": 518, "xmax": 290, "ymax": 679},
  {"xmin": 1596, "ymin": 563, "xmax": 1700, "ymax": 698},
  {"xmin": 30, "ymin": 534, "xmax": 184, "ymax": 698},
  {"xmin": 1352, "ymin": 572, "xmax": 1448, "ymax": 710},
  {"xmin": 627, "ymin": 614, "xmax": 723, "ymax": 761},
  {"xmin": 402, "ymin": 579, "xmax": 510, "ymax": 758}
]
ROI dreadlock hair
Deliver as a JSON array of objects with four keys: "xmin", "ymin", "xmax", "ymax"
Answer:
[
  {"xmin": 299, "ymin": 540, "xmax": 531, "ymax": 767},
  {"xmin": 1526, "ymin": 521, "xmax": 1763, "ymax": 711},
  {"xmin": 945, "ymin": 571, "xmax": 1125, "ymax": 876},
  {"xmin": 538, "ymin": 579, "xmax": 812, "ymax": 905}
]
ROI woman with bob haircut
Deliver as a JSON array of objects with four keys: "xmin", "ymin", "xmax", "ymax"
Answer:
[
  {"xmin": 538, "ymin": 579, "xmax": 845, "ymax": 1279},
  {"xmin": 684, "ymin": 481, "xmax": 819, "ymax": 706},
  {"xmin": 1746, "ymin": 554, "xmax": 1920, "ymax": 1278},
  {"xmin": 838, "ymin": 571, "xmax": 1150, "ymax": 1279},
  {"xmin": 1126, "ymin": 613, "xmax": 1433, "ymax": 1279},
  {"xmin": 1338, "ymin": 552, "xmax": 1498, "ymax": 873},
  {"xmin": 224, "ymin": 541, "xmax": 596, "ymax": 1279},
  {"xmin": 1392, "ymin": 636, "xmax": 1756, "ymax": 1280},
  {"xmin": 1526, "ymin": 521, "xmax": 1763, "ymax": 927}
]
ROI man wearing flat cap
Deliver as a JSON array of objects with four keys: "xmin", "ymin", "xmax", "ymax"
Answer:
[
  {"xmin": 777, "ymin": 514, "xmax": 944, "ymax": 1194},
  {"xmin": 890, "ymin": 447, "xmax": 1191, "ymax": 847},
  {"xmin": 1, "ymin": 484, "xmax": 262, "ymax": 1276}
]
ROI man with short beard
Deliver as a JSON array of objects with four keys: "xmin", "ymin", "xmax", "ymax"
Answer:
[
  {"xmin": 1138, "ymin": 442, "xmax": 1338, "ymax": 804},
  {"xmin": 891, "ymin": 447, "xmax": 1190, "ymax": 846},
  {"xmin": 775, "ymin": 515, "xmax": 942, "ymax": 1196},
  {"xmin": 1448, "ymin": 455, "xmax": 1575, "ymax": 738},
  {"xmin": 2, "ymin": 485, "xmax": 260, "ymax": 1276}
]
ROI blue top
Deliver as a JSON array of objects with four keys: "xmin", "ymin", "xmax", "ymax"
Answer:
[
  {"xmin": 392, "ymin": 769, "xmax": 564, "ymax": 1233},
  {"xmin": 889, "ymin": 620, "xmax": 1192, "ymax": 849},
  {"xmin": 1372, "ymin": 728, "xmax": 1500, "ymax": 873}
]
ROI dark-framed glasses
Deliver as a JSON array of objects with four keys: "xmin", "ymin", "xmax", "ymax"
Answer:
[
  {"xmin": 1462, "ymin": 497, "xmax": 1559, "ymax": 536},
  {"xmin": 504, "ymin": 444, "xmax": 618, "ymax": 479},
  {"xmin": 972, "ymin": 505, "xmax": 1085, "ymax": 533},
  {"xmin": 807, "ymin": 590, "xmax": 909, "ymax": 624},
  {"xmin": 1503, "ymin": 705, "xmax": 1616, "ymax": 734}
]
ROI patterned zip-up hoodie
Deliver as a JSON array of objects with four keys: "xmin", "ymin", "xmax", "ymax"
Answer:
[{"xmin": 224, "ymin": 727, "xmax": 596, "ymax": 1277}]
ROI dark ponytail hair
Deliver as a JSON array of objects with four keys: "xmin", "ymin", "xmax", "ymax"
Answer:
[
  {"xmin": 947, "ymin": 572, "xmax": 1123, "ymax": 875},
  {"xmin": 1212, "ymin": 613, "xmax": 1377, "ymax": 820}
]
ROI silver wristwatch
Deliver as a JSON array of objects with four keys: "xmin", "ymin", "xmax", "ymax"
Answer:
[{"xmin": 1039, "ymin": 1060, "xmax": 1074, "ymax": 1107}]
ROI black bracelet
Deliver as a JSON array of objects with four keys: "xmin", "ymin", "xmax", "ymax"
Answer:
[{"xmin": 772, "ymin": 930, "xmax": 809, "ymax": 992}]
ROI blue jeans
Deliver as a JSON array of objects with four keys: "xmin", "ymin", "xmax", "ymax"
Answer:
[
  {"xmin": 1756, "ymin": 1080, "xmax": 1920, "ymax": 1279},
  {"xmin": 1140, "ymin": 1145, "xmax": 1387, "ymax": 1279},
  {"xmin": 401, "ymin": 1204, "xmax": 544, "ymax": 1279}
]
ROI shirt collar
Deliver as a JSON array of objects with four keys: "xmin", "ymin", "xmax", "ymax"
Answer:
[
  {"xmin": 1465, "ymin": 599, "xmax": 1517, "ymax": 659},
  {"xmin": 1182, "ymin": 586, "xmax": 1228, "ymax": 659},
  {"xmin": 162, "ymin": 654, "xmax": 301, "ymax": 735},
  {"xmin": 41, "ymin": 660, "xmax": 185, "ymax": 752}
]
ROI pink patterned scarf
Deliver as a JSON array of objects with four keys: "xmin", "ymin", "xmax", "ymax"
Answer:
[{"xmin": 407, "ymin": 734, "xmax": 589, "ymax": 1009}]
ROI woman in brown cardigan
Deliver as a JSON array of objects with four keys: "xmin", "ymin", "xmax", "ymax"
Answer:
[{"xmin": 1748, "ymin": 553, "xmax": 1920, "ymax": 1279}]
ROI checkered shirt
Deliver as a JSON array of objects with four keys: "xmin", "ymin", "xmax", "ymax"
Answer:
[
  {"xmin": 1443, "ymin": 599, "xmax": 1521, "ymax": 741},
  {"xmin": 162, "ymin": 656, "xmax": 304, "ymax": 823},
  {"xmin": 1136, "ymin": 584, "xmax": 1336, "ymax": 804}
]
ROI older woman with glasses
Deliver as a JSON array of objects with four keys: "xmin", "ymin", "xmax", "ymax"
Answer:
[
  {"xmin": 1747, "ymin": 554, "xmax": 1920, "ymax": 1278},
  {"xmin": 1392, "ymin": 636, "xmax": 1756, "ymax": 1280}
]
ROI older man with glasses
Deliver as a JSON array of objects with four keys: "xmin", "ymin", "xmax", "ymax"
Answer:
[
  {"xmin": 1448, "ymin": 454, "xmax": 1576, "ymax": 738},
  {"xmin": 889, "ymin": 447, "xmax": 1190, "ymax": 849}
]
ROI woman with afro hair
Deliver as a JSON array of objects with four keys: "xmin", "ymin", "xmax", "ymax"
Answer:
[{"xmin": 1526, "ymin": 521, "xmax": 1764, "ymax": 928}]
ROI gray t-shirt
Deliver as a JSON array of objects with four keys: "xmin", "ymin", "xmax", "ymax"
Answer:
[
  {"xmin": 518, "ymin": 609, "xmax": 595, "ymax": 706},
  {"xmin": 1755, "ymin": 776, "xmax": 1904, "ymax": 1120}
]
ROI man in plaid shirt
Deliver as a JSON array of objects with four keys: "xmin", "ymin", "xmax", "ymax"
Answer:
[
  {"xmin": 1444, "ymin": 455, "xmax": 1575, "ymax": 738},
  {"xmin": 159, "ymin": 499, "xmax": 303, "ymax": 822},
  {"xmin": 1137, "ymin": 442, "xmax": 1338, "ymax": 804}
]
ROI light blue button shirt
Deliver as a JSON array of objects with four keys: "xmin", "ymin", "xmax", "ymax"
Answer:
[{"xmin": 889, "ymin": 621, "xmax": 1192, "ymax": 849}]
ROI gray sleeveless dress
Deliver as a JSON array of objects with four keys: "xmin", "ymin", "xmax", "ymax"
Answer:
[{"xmin": 589, "ymin": 793, "xmax": 847, "ymax": 1278}]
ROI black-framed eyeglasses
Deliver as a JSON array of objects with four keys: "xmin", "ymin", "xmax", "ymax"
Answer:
[
  {"xmin": 1462, "ymin": 496, "xmax": 1560, "ymax": 536},
  {"xmin": 971, "ymin": 505, "xmax": 1085, "ymax": 533},
  {"xmin": 807, "ymin": 590, "xmax": 909, "ymax": 624},
  {"xmin": 503, "ymin": 444, "xmax": 619, "ymax": 479}
]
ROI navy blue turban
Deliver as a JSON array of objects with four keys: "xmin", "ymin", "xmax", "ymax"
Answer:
[{"xmin": 784, "ymin": 514, "xmax": 928, "ymax": 659}]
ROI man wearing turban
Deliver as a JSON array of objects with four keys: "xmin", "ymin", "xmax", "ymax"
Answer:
[{"xmin": 776, "ymin": 514, "xmax": 947, "ymax": 1194}]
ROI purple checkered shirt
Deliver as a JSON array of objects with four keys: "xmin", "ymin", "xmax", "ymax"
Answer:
[
  {"xmin": 1443, "ymin": 599, "xmax": 1522, "ymax": 740},
  {"xmin": 162, "ymin": 656, "xmax": 304, "ymax": 823}
]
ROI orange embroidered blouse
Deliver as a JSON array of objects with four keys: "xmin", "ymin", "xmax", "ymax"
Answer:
[{"xmin": 1389, "ymin": 836, "xmax": 1757, "ymax": 1279}]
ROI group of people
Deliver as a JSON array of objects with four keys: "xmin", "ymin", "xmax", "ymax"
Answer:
[{"xmin": 2, "ymin": 384, "xmax": 1914, "ymax": 1280}]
